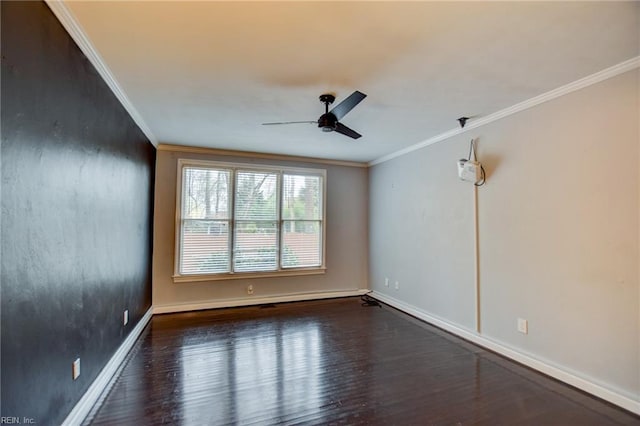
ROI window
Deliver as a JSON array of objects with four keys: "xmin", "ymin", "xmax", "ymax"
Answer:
[{"xmin": 175, "ymin": 160, "xmax": 325, "ymax": 281}]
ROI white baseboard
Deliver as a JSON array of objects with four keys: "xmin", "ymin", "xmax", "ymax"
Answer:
[
  {"xmin": 62, "ymin": 307, "xmax": 153, "ymax": 426},
  {"xmin": 153, "ymin": 289, "xmax": 370, "ymax": 314},
  {"xmin": 370, "ymin": 291, "xmax": 640, "ymax": 416}
]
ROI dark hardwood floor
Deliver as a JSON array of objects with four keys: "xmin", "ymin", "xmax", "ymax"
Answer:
[{"xmin": 85, "ymin": 297, "xmax": 640, "ymax": 425}]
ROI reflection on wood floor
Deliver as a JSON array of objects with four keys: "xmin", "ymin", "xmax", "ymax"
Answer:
[{"xmin": 85, "ymin": 297, "xmax": 640, "ymax": 425}]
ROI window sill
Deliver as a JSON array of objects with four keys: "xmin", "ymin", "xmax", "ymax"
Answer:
[{"xmin": 172, "ymin": 267, "xmax": 326, "ymax": 283}]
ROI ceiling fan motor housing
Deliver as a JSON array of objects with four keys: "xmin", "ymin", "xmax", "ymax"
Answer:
[
  {"xmin": 318, "ymin": 94, "xmax": 337, "ymax": 131},
  {"xmin": 318, "ymin": 113, "xmax": 337, "ymax": 132}
]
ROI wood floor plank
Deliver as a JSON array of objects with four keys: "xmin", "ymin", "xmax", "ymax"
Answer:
[{"xmin": 85, "ymin": 298, "xmax": 640, "ymax": 425}]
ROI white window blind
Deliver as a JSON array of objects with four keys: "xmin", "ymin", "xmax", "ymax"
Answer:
[
  {"xmin": 180, "ymin": 167, "xmax": 231, "ymax": 275},
  {"xmin": 176, "ymin": 161, "xmax": 325, "ymax": 278},
  {"xmin": 281, "ymin": 174, "xmax": 322, "ymax": 268},
  {"xmin": 233, "ymin": 171, "xmax": 279, "ymax": 272}
]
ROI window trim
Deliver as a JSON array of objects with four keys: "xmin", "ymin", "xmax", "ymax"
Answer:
[{"xmin": 173, "ymin": 159, "xmax": 327, "ymax": 282}]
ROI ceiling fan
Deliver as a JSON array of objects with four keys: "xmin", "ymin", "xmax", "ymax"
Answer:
[{"xmin": 262, "ymin": 91, "xmax": 367, "ymax": 139}]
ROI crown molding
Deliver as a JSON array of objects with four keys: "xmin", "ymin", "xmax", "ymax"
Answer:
[
  {"xmin": 369, "ymin": 56, "xmax": 640, "ymax": 167},
  {"xmin": 157, "ymin": 143, "xmax": 369, "ymax": 168},
  {"xmin": 45, "ymin": 1, "xmax": 158, "ymax": 146},
  {"xmin": 41, "ymin": 2, "xmax": 640, "ymax": 164}
]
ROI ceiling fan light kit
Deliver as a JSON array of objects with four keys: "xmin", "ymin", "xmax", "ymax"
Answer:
[{"xmin": 263, "ymin": 91, "xmax": 367, "ymax": 139}]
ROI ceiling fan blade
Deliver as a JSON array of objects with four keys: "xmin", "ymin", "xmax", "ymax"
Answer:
[
  {"xmin": 329, "ymin": 91, "xmax": 367, "ymax": 120},
  {"xmin": 262, "ymin": 120, "xmax": 317, "ymax": 126},
  {"xmin": 334, "ymin": 122, "xmax": 362, "ymax": 139}
]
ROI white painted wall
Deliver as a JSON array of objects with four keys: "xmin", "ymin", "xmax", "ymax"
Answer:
[
  {"xmin": 369, "ymin": 70, "xmax": 640, "ymax": 403},
  {"xmin": 153, "ymin": 150, "xmax": 368, "ymax": 311},
  {"xmin": 369, "ymin": 140, "xmax": 476, "ymax": 329}
]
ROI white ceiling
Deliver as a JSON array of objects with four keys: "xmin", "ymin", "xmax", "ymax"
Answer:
[{"xmin": 62, "ymin": 1, "xmax": 639, "ymax": 163}]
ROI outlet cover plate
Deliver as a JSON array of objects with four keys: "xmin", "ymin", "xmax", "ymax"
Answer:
[
  {"xmin": 517, "ymin": 318, "xmax": 528, "ymax": 334},
  {"xmin": 72, "ymin": 358, "xmax": 81, "ymax": 380}
]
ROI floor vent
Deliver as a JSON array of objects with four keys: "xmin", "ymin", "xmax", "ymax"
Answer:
[{"xmin": 259, "ymin": 304, "xmax": 277, "ymax": 309}]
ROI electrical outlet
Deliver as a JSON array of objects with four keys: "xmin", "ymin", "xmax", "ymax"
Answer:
[
  {"xmin": 395, "ymin": 281, "xmax": 399, "ymax": 290},
  {"xmin": 247, "ymin": 285, "xmax": 254, "ymax": 295},
  {"xmin": 72, "ymin": 358, "xmax": 81, "ymax": 380},
  {"xmin": 517, "ymin": 318, "xmax": 528, "ymax": 334},
  {"xmin": 385, "ymin": 278, "xmax": 389, "ymax": 287},
  {"xmin": 123, "ymin": 310, "xmax": 129, "ymax": 326}
]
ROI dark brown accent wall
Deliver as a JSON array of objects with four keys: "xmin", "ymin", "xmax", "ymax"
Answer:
[{"xmin": 1, "ymin": 2, "xmax": 155, "ymax": 424}]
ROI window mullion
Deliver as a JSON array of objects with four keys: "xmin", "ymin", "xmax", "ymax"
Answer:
[
  {"xmin": 277, "ymin": 171, "xmax": 283, "ymax": 271},
  {"xmin": 229, "ymin": 169, "xmax": 236, "ymax": 274}
]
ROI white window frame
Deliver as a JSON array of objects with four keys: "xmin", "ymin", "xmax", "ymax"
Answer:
[{"xmin": 173, "ymin": 159, "xmax": 327, "ymax": 282}]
